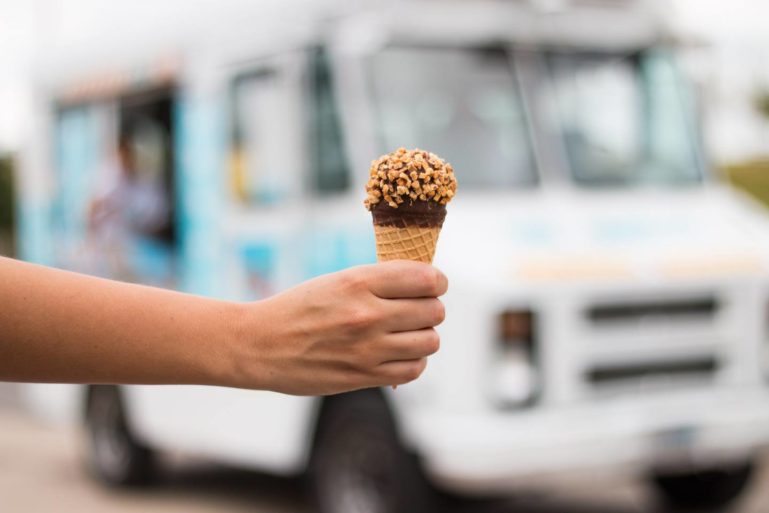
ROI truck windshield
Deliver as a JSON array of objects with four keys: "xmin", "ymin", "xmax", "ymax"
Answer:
[
  {"xmin": 368, "ymin": 47, "xmax": 537, "ymax": 189},
  {"xmin": 544, "ymin": 50, "xmax": 703, "ymax": 187}
]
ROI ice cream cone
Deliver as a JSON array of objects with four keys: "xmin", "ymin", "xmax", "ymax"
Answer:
[
  {"xmin": 370, "ymin": 197, "xmax": 446, "ymax": 264},
  {"xmin": 364, "ymin": 148, "xmax": 457, "ymax": 389},
  {"xmin": 374, "ymin": 225, "xmax": 441, "ymax": 263}
]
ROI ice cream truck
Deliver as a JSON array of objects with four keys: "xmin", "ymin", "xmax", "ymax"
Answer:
[{"xmin": 17, "ymin": 0, "xmax": 769, "ymax": 511}]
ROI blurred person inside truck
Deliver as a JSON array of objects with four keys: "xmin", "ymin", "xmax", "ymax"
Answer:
[{"xmin": 87, "ymin": 129, "xmax": 171, "ymax": 282}]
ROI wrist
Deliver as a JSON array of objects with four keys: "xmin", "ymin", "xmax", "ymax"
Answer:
[{"xmin": 212, "ymin": 299, "xmax": 271, "ymax": 390}]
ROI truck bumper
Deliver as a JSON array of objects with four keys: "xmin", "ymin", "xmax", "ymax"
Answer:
[{"xmin": 407, "ymin": 389, "xmax": 769, "ymax": 494}]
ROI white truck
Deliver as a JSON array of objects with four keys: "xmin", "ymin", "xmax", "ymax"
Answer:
[{"xmin": 18, "ymin": 1, "xmax": 769, "ymax": 511}]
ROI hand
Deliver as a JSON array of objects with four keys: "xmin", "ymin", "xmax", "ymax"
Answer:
[{"xmin": 230, "ymin": 261, "xmax": 448, "ymax": 395}]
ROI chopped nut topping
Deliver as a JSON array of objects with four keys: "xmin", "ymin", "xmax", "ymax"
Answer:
[{"xmin": 364, "ymin": 147, "xmax": 457, "ymax": 210}]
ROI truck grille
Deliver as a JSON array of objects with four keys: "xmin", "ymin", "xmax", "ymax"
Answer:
[
  {"xmin": 587, "ymin": 357, "xmax": 718, "ymax": 387},
  {"xmin": 586, "ymin": 297, "xmax": 718, "ymax": 325},
  {"xmin": 581, "ymin": 293, "xmax": 723, "ymax": 396}
]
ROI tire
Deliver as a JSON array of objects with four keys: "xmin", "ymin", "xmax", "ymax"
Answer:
[
  {"xmin": 84, "ymin": 385, "xmax": 156, "ymax": 487},
  {"xmin": 651, "ymin": 462, "xmax": 754, "ymax": 511},
  {"xmin": 308, "ymin": 389, "xmax": 439, "ymax": 513}
]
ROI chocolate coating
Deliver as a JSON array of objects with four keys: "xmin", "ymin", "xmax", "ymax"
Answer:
[{"xmin": 371, "ymin": 200, "xmax": 447, "ymax": 229}]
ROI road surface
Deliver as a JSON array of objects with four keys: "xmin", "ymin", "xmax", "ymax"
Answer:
[{"xmin": 2, "ymin": 384, "xmax": 768, "ymax": 513}]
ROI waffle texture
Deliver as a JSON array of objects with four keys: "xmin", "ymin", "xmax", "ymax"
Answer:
[{"xmin": 374, "ymin": 225, "xmax": 441, "ymax": 264}]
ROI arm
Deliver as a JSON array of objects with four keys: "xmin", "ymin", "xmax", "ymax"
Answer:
[{"xmin": 0, "ymin": 257, "xmax": 447, "ymax": 395}]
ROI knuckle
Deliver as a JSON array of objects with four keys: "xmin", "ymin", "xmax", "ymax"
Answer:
[
  {"xmin": 432, "ymin": 300, "xmax": 446, "ymax": 324},
  {"xmin": 424, "ymin": 330, "xmax": 441, "ymax": 354},
  {"xmin": 349, "ymin": 353, "xmax": 371, "ymax": 374},
  {"xmin": 340, "ymin": 269, "xmax": 367, "ymax": 291},
  {"xmin": 342, "ymin": 342, "xmax": 375, "ymax": 373},
  {"xmin": 438, "ymin": 271, "xmax": 449, "ymax": 295},
  {"xmin": 345, "ymin": 306, "xmax": 378, "ymax": 331},
  {"xmin": 417, "ymin": 266, "xmax": 440, "ymax": 295},
  {"xmin": 403, "ymin": 359, "xmax": 427, "ymax": 382}
]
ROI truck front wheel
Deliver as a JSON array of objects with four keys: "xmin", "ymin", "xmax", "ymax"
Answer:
[
  {"xmin": 85, "ymin": 385, "xmax": 156, "ymax": 487},
  {"xmin": 308, "ymin": 389, "xmax": 439, "ymax": 513},
  {"xmin": 651, "ymin": 462, "xmax": 754, "ymax": 511}
]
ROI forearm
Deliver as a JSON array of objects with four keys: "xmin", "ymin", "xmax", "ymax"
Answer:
[
  {"xmin": 0, "ymin": 258, "xmax": 447, "ymax": 395},
  {"xmin": 0, "ymin": 257, "xmax": 241, "ymax": 386}
]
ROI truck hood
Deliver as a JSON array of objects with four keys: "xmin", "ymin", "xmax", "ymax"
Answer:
[{"xmin": 435, "ymin": 185, "xmax": 769, "ymax": 290}]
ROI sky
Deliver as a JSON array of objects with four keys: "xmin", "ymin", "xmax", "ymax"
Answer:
[
  {"xmin": 0, "ymin": 1, "xmax": 36, "ymax": 151},
  {"xmin": 673, "ymin": 0, "xmax": 769, "ymax": 43},
  {"xmin": 672, "ymin": 0, "xmax": 769, "ymax": 161}
]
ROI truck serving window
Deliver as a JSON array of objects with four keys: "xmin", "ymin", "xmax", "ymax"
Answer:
[
  {"xmin": 544, "ymin": 50, "xmax": 703, "ymax": 187},
  {"xmin": 368, "ymin": 47, "xmax": 537, "ymax": 189}
]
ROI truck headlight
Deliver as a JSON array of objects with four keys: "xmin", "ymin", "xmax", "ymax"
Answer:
[{"xmin": 491, "ymin": 310, "xmax": 540, "ymax": 409}]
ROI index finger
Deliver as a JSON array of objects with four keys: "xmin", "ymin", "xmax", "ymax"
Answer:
[{"xmin": 365, "ymin": 260, "xmax": 448, "ymax": 299}]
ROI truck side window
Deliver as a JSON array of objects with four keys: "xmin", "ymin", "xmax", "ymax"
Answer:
[
  {"xmin": 311, "ymin": 48, "xmax": 350, "ymax": 194},
  {"xmin": 230, "ymin": 65, "xmax": 305, "ymax": 205}
]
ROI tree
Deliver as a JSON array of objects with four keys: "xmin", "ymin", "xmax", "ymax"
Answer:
[
  {"xmin": 0, "ymin": 156, "xmax": 15, "ymax": 256},
  {"xmin": 755, "ymin": 88, "xmax": 769, "ymax": 122}
]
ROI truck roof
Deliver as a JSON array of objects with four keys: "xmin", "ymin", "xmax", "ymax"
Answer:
[
  {"xmin": 39, "ymin": 0, "xmax": 669, "ymax": 97},
  {"xmin": 335, "ymin": 1, "xmax": 667, "ymax": 52}
]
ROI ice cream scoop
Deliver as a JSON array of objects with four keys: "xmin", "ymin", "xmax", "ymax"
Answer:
[{"xmin": 364, "ymin": 147, "xmax": 457, "ymax": 263}]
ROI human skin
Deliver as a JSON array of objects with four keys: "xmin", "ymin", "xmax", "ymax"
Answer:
[{"xmin": 0, "ymin": 257, "xmax": 447, "ymax": 395}]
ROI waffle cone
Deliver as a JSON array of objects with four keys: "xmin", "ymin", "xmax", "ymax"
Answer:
[{"xmin": 374, "ymin": 225, "xmax": 442, "ymax": 264}]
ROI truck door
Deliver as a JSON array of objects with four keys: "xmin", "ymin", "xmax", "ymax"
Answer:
[
  {"xmin": 129, "ymin": 52, "xmax": 315, "ymax": 474},
  {"xmin": 223, "ymin": 52, "xmax": 310, "ymax": 299}
]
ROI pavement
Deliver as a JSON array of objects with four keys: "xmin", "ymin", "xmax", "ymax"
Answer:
[{"xmin": 2, "ymin": 383, "xmax": 769, "ymax": 513}]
